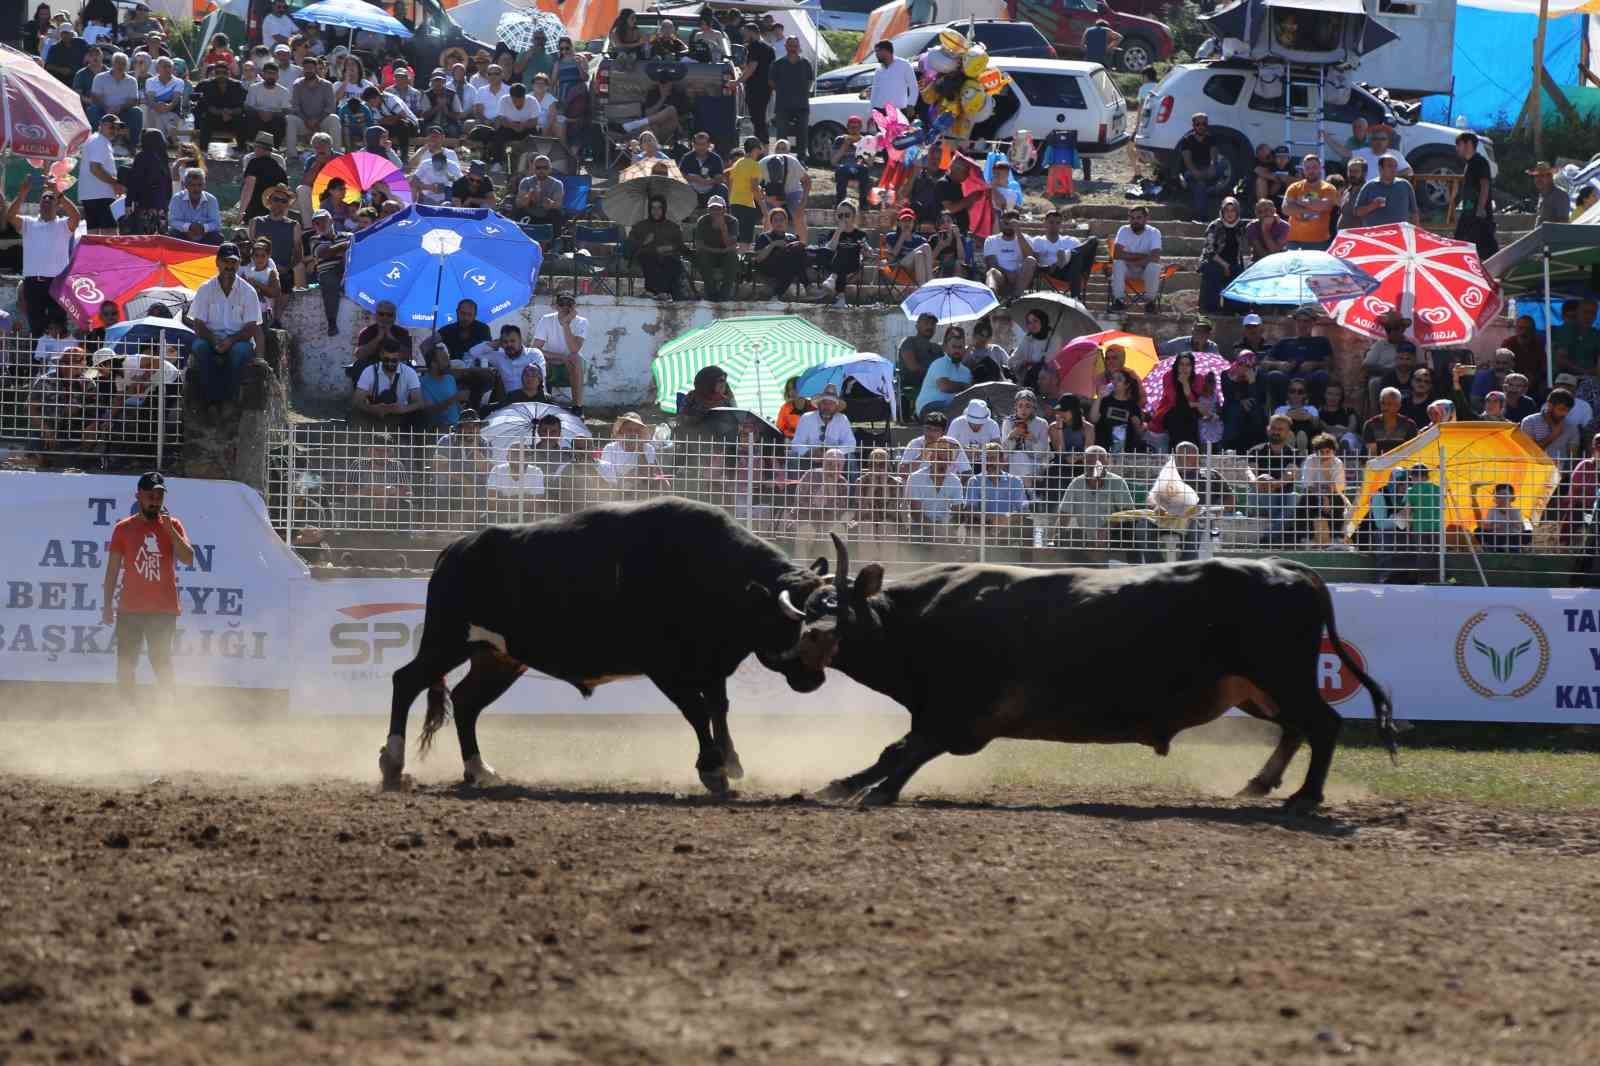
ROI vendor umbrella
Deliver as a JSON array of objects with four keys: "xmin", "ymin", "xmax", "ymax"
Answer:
[
  {"xmin": 0, "ymin": 43, "xmax": 90, "ymax": 160},
  {"xmin": 1052, "ymin": 330, "xmax": 1160, "ymax": 398},
  {"xmin": 103, "ymin": 316, "xmax": 195, "ymax": 360},
  {"xmin": 602, "ymin": 174, "xmax": 696, "ymax": 227},
  {"xmin": 343, "ymin": 203, "xmax": 543, "ymax": 330},
  {"xmin": 311, "ymin": 150, "xmax": 413, "ymax": 206},
  {"xmin": 654, "ymin": 315, "xmax": 854, "ymax": 421},
  {"xmin": 1322, "ymin": 223, "xmax": 1501, "ymax": 348},
  {"xmin": 48, "ymin": 235, "xmax": 219, "ymax": 329},
  {"xmin": 1141, "ymin": 350, "xmax": 1232, "ymax": 414},
  {"xmin": 794, "ymin": 352, "xmax": 898, "ymax": 420},
  {"xmin": 1222, "ymin": 249, "xmax": 1380, "ymax": 306},
  {"xmin": 900, "ymin": 277, "xmax": 1000, "ymax": 325}
]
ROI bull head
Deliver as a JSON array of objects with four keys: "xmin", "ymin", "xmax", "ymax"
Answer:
[
  {"xmin": 753, "ymin": 556, "xmax": 832, "ymax": 692},
  {"xmin": 789, "ymin": 535, "xmax": 883, "ymax": 676}
]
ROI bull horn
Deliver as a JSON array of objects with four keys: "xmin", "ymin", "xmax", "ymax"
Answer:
[
  {"xmin": 830, "ymin": 533, "xmax": 851, "ymax": 597},
  {"xmin": 777, "ymin": 589, "xmax": 805, "ymax": 621}
]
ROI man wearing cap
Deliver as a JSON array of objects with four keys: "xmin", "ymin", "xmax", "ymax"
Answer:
[
  {"xmin": 452, "ymin": 160, "xmax": 496, "ymax": 208},
  {"xmin": 90, "ymin": 51, "xmax": 144, "ymax": 145},
  {"xmin": 680, "ymin": 132, "xmax": 728, "ymax": 207},
  {"xmin": 1529, "ymin": 162, "xmax": 1570, "ymax": 224},
  {"xmin": 195, "ymin": 60, "xmax": 247, "ymax": 150},
  {"xmin": 1353, "ymin": 152, "xmax": 1418, "ymax": 227},
  {"xmin": 8, "ymin": 175, "xmax": 80, "ymax": 337},
  {"xmin": 102, "ymin": 472, "xmax": 193, "ymax": 712},
  {"xmin": 78, "ymin": 113, "xmax": 125, "ymax": 235},
  {"xmin": 187, "ymin": 243, "xmax": 263, "ymax": 406},
  {"xmin": 1159, "ymin": 318, "xmax": 1220, "ymax": 359},
  {"xmin": 1259, "ymin": 305, "xmax": 1331, "ymax": 406},
  {"xmin": 914, "ymin": 327, "xmax": 974, "ymax": 418},
  {"xmin": 772, "ymin": 36, "xmax": 813, "ymax": 163},
  {"xmin": 287, "ymin": 56, "xmax": 340, "ymax": 152},
  {"xmin": 694, "ymin": 197, "xmax": 740, "ymax": 302},
  {"xmin": 412, "ymin": 127, "xmax": 464, "ymax": 206},
  {"xmin": 262, "ymin": 0, "xmax": 298, "ymax": 47},
  {"xmin": 791, "ymin": 383, "xmax": 857, "ymax": 462},
  {"xmin": 244, "ymin": 59, "xmax": 291, "ymax": 150},
  {"xmin": 948, "ymin": 398, "xmax": 1001, "ymax": 453},
  {"xmin": 982, "ymin": 209, "xmax": 1037, "ymax": 302},
  {"xmin": 237, "ymin": 131, "xmax": 289, "ymax": 224},
  {"xmin": 514, "ymin": 154, "xmax": 565, "ymax": 226}
]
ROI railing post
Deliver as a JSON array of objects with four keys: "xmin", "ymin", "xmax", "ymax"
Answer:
[
  {"xmin": 283, "ymin": 422, "xmax": 295, "ymax": 547},
  {"xmin": 154, "ymin": 343, "xmax": 167, "ymax": 471},
  {"xmin": 1437, "ymin": 439, "xmax": 1448, "ymax": 584},
  {"xmin": 978, "ymin": 471, "xmax": 988, "ymax": 563}
]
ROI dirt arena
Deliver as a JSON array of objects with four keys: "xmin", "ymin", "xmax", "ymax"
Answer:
[{"xmin": 2, "ymin": 713, "xmax": 1598, "ymax": 1066}]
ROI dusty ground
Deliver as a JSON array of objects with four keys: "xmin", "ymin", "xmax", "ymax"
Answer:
[{"xmin": 2, "ymin": 713, "xmax": 1598, "ymax": 1066}]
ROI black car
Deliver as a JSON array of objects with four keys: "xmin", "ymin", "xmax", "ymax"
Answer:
[{"xmin": 812, "ymin": 19, "xmax": 1056, "ymax": 96}]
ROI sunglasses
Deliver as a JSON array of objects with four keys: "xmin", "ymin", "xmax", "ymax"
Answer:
[{"xmin": 377, "ymin": 311, "xmax": 395, "ymax": 317}]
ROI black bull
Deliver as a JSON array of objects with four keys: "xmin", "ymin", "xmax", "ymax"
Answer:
[
  {"xmin": 794, "ymin": 540, "xmax": 1396, "ymax": 812},
  {"xmin": 382, "ymin": 498, "xmax": 830, "ymax": 792}
]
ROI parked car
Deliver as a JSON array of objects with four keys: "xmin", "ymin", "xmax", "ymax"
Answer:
[
  {"xmin": 812, "ymin": 19, "xmax": 1057, "ymax": 97},
  {"xmin": 808, "ymin": 57, "xmax": 1129, "ymax": 165},
  {"xmin": 1012, "ymin": 0, "xmax": 1175, "ymax": 72},
  {"xmin": 1135, "ymin": 61, "xmax": 1497, "ymax": 210}
]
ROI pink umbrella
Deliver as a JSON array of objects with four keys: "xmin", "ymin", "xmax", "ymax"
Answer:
[
  {"xmin": 1322, "ymin": 223, "xmax": 1502, "ymax": 347},
  {"xmin": 0, "ymin": 44, "xmax": 90, "ymax": 160},
  {"xmin": 1141, "ymin": 351, "xmax": 1233, "ymax": 414},
  {"xmin": 311, "ymin": 150, "xmax": 413, "ymax": 206}
]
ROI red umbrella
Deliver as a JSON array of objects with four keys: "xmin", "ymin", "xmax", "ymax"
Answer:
[
  {"xmin": 0, "ymin": 43, "xmax": 90, "ymax": 160},
  {"xmin": 1322, "ymin": 223, "xmax": 1502, "ymax": 348}
]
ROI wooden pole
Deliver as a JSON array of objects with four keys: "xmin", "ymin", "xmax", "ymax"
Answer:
[{"xmin": 1532, "ymin": 0, "xmax": 1551, "ymax": 158}]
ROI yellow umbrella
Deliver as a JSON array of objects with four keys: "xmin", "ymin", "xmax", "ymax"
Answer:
[{"xmin": 1345, "ymin": 422, "xmax": 1560, "ymax": 537}]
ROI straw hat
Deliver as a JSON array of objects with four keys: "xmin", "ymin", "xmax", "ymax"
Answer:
[
  {"xmin": 1526, "ymin": 161, "xmax": 1557, "ymax": 178},
  {"xmin": 813, "ymin": 382, "xmax": 844, "ymax": 408}
]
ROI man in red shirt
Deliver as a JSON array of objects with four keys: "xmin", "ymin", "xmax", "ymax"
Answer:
[{"xmin": 101, "ymin": 472, "xmax": 195, "ymax": 707}]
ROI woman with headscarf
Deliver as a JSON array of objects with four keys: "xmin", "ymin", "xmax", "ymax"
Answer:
[
  {"xmin": 1198, "ymin": 196, "xmax": 1247, "ymax": 313},
  {"xmin": 675, "ymin": 364, "xmax": 739, "ymax": 500},
  {"xmin": 363, "ymin": 125, "xmax": 402, "ymax": 168},
  {"xmin": 125, "ymin": 127, "xmax": 173, "ymax": 235},
  {"xmin": 1148, "ymin": 351, "xmax": 1214, "ymax": 448},
  {"xmin": 1007, "ymin": 309, "xmax": 1054, "ymax": 391},
  {"xmin": 629, "ymin": 194, "xmax": 687, "ymax": 300}
]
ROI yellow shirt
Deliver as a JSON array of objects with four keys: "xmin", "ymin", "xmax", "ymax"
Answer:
[
  {"xmin": 728, "ymin": 156, "xmax": 762, "ymax": 208},
  {"xmin": 1284, "ymin": 179, "xmax": 1337, "ymax": 244}
]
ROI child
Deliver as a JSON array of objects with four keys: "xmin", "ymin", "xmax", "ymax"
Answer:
[
  {"xmin": 1196, "ymin": 395, "xmax": 1224, "ymax": 447},
  {"xmin": 1473, "ymin": 482, "xmax": 1530, "ymax": 552}
]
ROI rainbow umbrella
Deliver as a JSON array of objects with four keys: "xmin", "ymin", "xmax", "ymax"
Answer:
[
  {"xmin": 311, "ymin": 150, "xmax": 413, "ymax": 206},
  {"xmin": 1051, "ymin": 330, "xmax": 1160, "ymax": 399},
  {"xmin": 48, "ymin": 235, "xmax": 219, "ymax": 330}
]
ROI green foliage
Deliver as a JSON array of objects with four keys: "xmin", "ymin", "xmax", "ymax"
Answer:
[
  {"xmin": 163, "ymin": 16, "xmax": 203, "ymax": 67},
  {"xmin": 1165, "ymin": 1, "xmax": 1210, "ymax": 65},
  {"xmin": 821, "ymin": 30, "xmax": 863, "ymax": 75},
  {"xmin": 1485, "ymin": 113, "xmax": 1600, "ymax": 207}
]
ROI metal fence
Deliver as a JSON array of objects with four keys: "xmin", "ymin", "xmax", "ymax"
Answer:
[
  {"xmin": 0, "ymin": 333, "xmax": 186, "ymax": 469},
  {"xmin": 266, "ymin": 420, "xmax": 1598, "ymax": 582}
]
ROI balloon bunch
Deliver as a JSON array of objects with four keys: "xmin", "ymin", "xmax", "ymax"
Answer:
[{"xmin": 915, "ymin": 29, "xmax": 1009, "ymax": 141}]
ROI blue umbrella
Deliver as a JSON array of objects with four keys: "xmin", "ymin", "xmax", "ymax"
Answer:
[
  {"xmin": 795, "ymin": 353, "xmax": 898, "ymax": 420},
  {"xmin": 1222, "ymin": 250, "xmax": 1381, "ymax": 306},
  {"xmin": 900, "ymin": 277, "xmax": 1000, "ymax": 325},
  {"xmin": 103, "ymin": 316, "xmax": 195, "ymax": 361},
  {"xmin": 344, "ymin": 204, "xmax": 543, "ymax": 331},
  {"xmin": 292, "ymin": 0, "xmax": 414, "ymax": 39}
]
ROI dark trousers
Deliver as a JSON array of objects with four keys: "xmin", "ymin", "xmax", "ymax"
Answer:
[
  {"xmin": 1048, "ymin": 237, "xmax": 1099, "ymax": 300},
  {"xmin": 318, "ymin": 265, "xmax": 344, "ymax": 331},
  {"xmin": 22, "ymin": 276, "xmax": 63, "ymax": 337},
  {"xmin": 115, "ymin": 611, "xmax": 176, "ymax": 707},
  {"xmin": 747, "ymin": 87, "xmax": 771, "ymax": 143},
  {"xmin": 834, "ymin": 162, "xmax": 872, "ymax": 207},
  {"xmin": 639, "ymin": 251, "xmax": 684, "ymax": 297},
  {"xmin": 197, "ymin": 114, "xmax": 247, "ymax": 149},
  {"xmin": 774, "ymin": 104, "xmax": 808, "ymax": 160},
  {"xmin": 1198, "ymin": 257, "xmax": 1244, "ymax": 313},
  {"xmin": 731, "ymin": 204, "xmax": 760, "ymax": 242},
  {"xmin": 246, "ymin": 113, "xmax": 287, "ymax": 149},
  {"xmin": 1455, "ymin": 212, "xmax": 1498, "ymax": 261},
  {"xmin": 757, "ymin": 243, "xmax": 809, "ymax": 297}
]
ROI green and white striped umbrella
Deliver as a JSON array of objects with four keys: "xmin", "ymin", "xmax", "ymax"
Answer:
[{"xmin": 653, "ymin": 315, "xmax": 855, "ymax": 421}]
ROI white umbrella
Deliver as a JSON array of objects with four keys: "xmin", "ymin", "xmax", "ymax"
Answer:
[
  {"xmin": 482, "ymin": 401, "xmax": 590, "ymax": 460},
  {"xmin": 123, "ymin": 286, "xmax": 193, "ymax": 320},
  {"xmin": 496, "ymin": 10, "xmax": 565, "ymax": 53},
  {"xmin": 900, "ymin": 277, "xmax": 1000, "ymax": 325}
]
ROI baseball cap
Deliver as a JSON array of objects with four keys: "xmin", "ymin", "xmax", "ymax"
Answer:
[
  {"xmin": 1241, "ymin": 313, "xmax": 1263, "ymax": 326},
  {"xmin": 706, "ymin": 195, "xmax": 727, "ymax": 208},
  {"xmin": 137, "ymin": 471, "xmax": 166, "ymax": 491},
  {"xmin": 469, "ymin": 160, "xmax": 487, "ymax": 175},
  {"xmin": 1555, "ymin": 372, "xmax": 1580, "ymax": 387},
  {"xmin": 216, "ymin": 242, "xmax": 242, "ymax": 261},
  {"xmin": 312, "ymin": 208, "xmax": 332, "ymax": 221}
]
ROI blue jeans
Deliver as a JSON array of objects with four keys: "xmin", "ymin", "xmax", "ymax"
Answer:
[
  {"xmin": 1255, "ymin": 489, "xmax": 1300, "ymax": 544},
  {"xmin": 834, "ymin": 162, "xmax": 872, "ymax": 207},
  {"xmin": 1186, "ymin": 170, "xmax": 1225, "ymax": 219},
  {"xmin": 192, "ymin": 338, "xmax": 254, "ymax": 405}
]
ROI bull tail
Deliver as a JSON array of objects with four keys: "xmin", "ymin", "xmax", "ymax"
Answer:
[
  {"xmin": 412, "ymin": 541, "xmax": 468, "ymax": 759},
  {"xmin": 418, "ymin": 683, "xmax": 452, "ymax": 757},
  {"xmin": 1280, "ymin": 560, "xmax": 1399, "ymax": 763}
]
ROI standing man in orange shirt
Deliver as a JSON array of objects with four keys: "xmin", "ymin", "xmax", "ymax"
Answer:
[
  {"xmin": 102, "ymin": 472, "xmax": 195, "ymax": 708},
  {"xmin": 1282, "ymin": 154, "xmax": 1338, "ymax": 251}
]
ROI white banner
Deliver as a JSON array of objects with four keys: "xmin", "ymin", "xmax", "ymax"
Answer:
[{"xmin": 0, "ymin": 472, "xmax": 304, "ymax": 688}]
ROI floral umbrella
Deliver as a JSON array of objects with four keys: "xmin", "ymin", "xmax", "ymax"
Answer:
[
  {"xmin": 1140, "ymin": 351, "xmax": 1233, "ymax": 414},
  {"xmin": 48, "ymin": 235, "xmax": 219, "ymax": 329},
  {"xmin": 1322, "ymin": 223, "xmax": 1502, "ymax": 348},
  {"xmin": 311, "ymin": 150, "xmax": 413, "ymax": 206}
]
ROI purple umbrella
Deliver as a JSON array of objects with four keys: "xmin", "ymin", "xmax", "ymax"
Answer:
[{"xmin": 1141, "ymin": 351, "xmax": 1233, "ymax": 414}]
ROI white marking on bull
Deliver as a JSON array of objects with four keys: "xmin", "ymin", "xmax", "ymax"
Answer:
[
  {"xmin": 467, "ymin": 624, "xmax": 508, "ymax": 653},
  {"xmin": 463, "ymin": 755, "xmax": 503, "ymax": 787}
]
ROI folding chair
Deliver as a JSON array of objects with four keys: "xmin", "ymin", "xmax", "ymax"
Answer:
[
  {"xmin": 876, "ymin": 234, "xmax": 918, "ymax": 303},
  {"xmin": 1093, "ymin": 245, "xmax": 1179, "ymax": 311},
  {"xmin": 575, "ymin": 223, "xmax": 625, "ymax": 295},
  {"xmin": 561, "ymin": 174, "xmax": 593, "ymax": 217}
]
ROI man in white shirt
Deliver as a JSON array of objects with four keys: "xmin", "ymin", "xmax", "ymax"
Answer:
[
  {"xmin": 1110, "ymin": 206, "xmax": 1163, "ymax": 311},
  {"xmin": 261, "ymin": 0, "xmax": 298, "ymax": 47},
  {"xmin": 471, "ymin": 64, "xmax": 508, "ymax": 123},
  {"xmin": 352, "ymin": 336, "xmax": 425, "ymax": 429},
  {"xmin": 488, "ymin": 442, "xmax": 547, "ymax": 518},
  {"xmin": 532, "ymin": 293, "xmax": 588, "ymax": 413},
  {"xmin": 78, "ymin": 114, "xmax": 125, "ymax": 234},
  {"xmin": 271, "ymin": 44, "xmax": 301, "ymax": 85},
  {"xmin": 6, "ymin": 175, "xmax": 81, "ymax": 337},
  {"xmin": 905, "ymin": 439, "xmax": 964, "ymax": 528},
  {"xmin": 448, "ymin": 62, "xmax": 478, "ymax": 124},
  {"xmin": 866, "ymin": 40, "xmax": 916, "ymax": 113},
  {"xmin": 91, "ymin": 51, "xmax": 144, "ymax": 145},
  {"xmin": 948, "ymin": 398, "xmax": 1001, "ymax": 452},
  {"xmin": 1350, "ymin": 126, "xmax": 1411, "ymax": 179},
  {"xmin": 898, "ymin": 410, "xmax": 973, "ymax": 478},
  {"xmin": 468, "ymin": 324, "xmax": 546, "ymax": 397},
  {"xmin": 982, "ymin": 209, "xmax": 1036, "ymax": 301},
  {"xmin": 244, "ymin": 60, "xmax": 293, "ymax": 149},
  {"xmin": 410, "ymin": 127, "xmax": 463, "ymax": 205},
  {"xmin": 791, "ymin": 383, "xmax": 857, "ymax": 460},
  {"xmin": 1033, "ymin": 208, "xmax": 1098, "ymax": 301},
  {"xmin": 186, "ymin": 243, "xmax": 264, "ymax": 406},
  {"xmin": 143, "ymin": 56, "xmax": 187, "ymax": 139}
]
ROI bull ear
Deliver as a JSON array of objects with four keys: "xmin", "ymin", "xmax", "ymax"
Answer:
[
  {"xmin": 854, "ymin": 563, "xmax": 885, "ymax": 601},
  {"xmin": 810, "ymin": 556, "xmax": 829, "ymax": 576}
]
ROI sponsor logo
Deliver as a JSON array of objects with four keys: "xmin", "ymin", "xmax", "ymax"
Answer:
[
  {"xmin": 328, "ymin": 602, "xmax": 423, "ymax": 666},
  {"xmin": 1460, "ymin": 287, "xmax": 1484, "ymax": 309},
  {"xmin": 1455, "ymin": 608, "xmax": 1549, "ymax": 700},
  {"xmin": 1317, "ymin": 636, "xmax": 1367, "ymax": 705},
  {"xmin": 1418, "ymin": 306, "xmax": 1452, "ymax": 326},
  {"xmin": 1329, "ymin": 239, "xmax": 1356, "ymax": 257},
  {"xmin": 14, "ymin": 123, "xmax": 49, "ymax": 142},
  {"xmin": 70, "ymin": 276, "xmax": 104, "ymax": 305}
]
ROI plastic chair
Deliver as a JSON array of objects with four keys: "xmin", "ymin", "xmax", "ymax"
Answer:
[
  {"xmin": 575, "ymin": 223, "xmax": 625, "ymax": 295},
  {"xmin": 562, "ymin": 174, "xmax": 592, "ymax": 215},
  {"xmin": 1092, "ymin": 244, "xmax": 1179, "ymax": 309}
]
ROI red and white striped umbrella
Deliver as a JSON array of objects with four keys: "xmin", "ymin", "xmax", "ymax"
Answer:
[
  {"xmin": 0, "ymin": 44, "xmax": 90, "ymax": 161},
  {"xmin": 1322, "ymin": 223, "xmax": 1502, "ymax": 347}
]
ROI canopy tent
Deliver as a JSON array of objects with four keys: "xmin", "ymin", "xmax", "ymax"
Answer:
[
  {"xmin": 1484, "ymin": 221, "xmax": 1600, "ymax": 388},
  {"xmin": 1421, "ymin": 5, "xmax": 1586, "ymax": 127},
  {"xmin": 1344, "ymin": 423, "xmax": 1561, "ymax": 538},
  {"xmin": 653, "ymin": 315, "xmax": 855, "ymax": 421},
  {"xmin": 1198, "ymin": 0, "xmax": 1399, "ymax": 63},
  {"xmin": 855, "ymin": 0, "xmax": 912, "ymax": 62}
]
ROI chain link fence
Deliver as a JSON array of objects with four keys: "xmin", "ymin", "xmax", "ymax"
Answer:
[
  {"xmin": 1, "ymin": 333, "xmax": 186, "ymax": 469},
  {"xmin": 266, "ymin": 420, "xmax": 1597, "ymax": 581}
]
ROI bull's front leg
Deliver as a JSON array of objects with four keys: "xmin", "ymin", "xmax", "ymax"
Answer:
[
  {"xmin": 706, "ymin": 678, "xmax": 743, "ymax": 781},
  {"xmin": 652, "ymin": 677, "xmax": 730, "ymax": 796}
]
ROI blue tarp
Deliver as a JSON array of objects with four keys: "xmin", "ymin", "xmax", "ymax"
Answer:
[{"xmin": 1421, "ymin": 9, "xmax": 1585, "ymax": 128}]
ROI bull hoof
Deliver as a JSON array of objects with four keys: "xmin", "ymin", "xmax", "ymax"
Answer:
[
  {"xmin": 1282, "ymin": 792, "xmax": 1322, "ymax": 815},
  {"xmin": 1236, "ymin": 778, "xmax": 1275, "ymax": 799},
  {"xmin": 857, "ymin": 785, "xmax": 899, "ymax": 808},
  {"xmin": 816, "ymin": 779, "xmax": 862, "ymax": 803},
  {"xmin": 698, "ymin": 769, "xmax": 731, "ymax": 797},
  {"xmin": 723, "ymin": 751, "xmax": 745, "ymax": 781},
  {"xmin": 378, "ymin": 746, "xmax": 410, "ymax": 792},
  {"xmin": 463, "ymin": 757, "xmax": 504, "ymax": 789}
]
